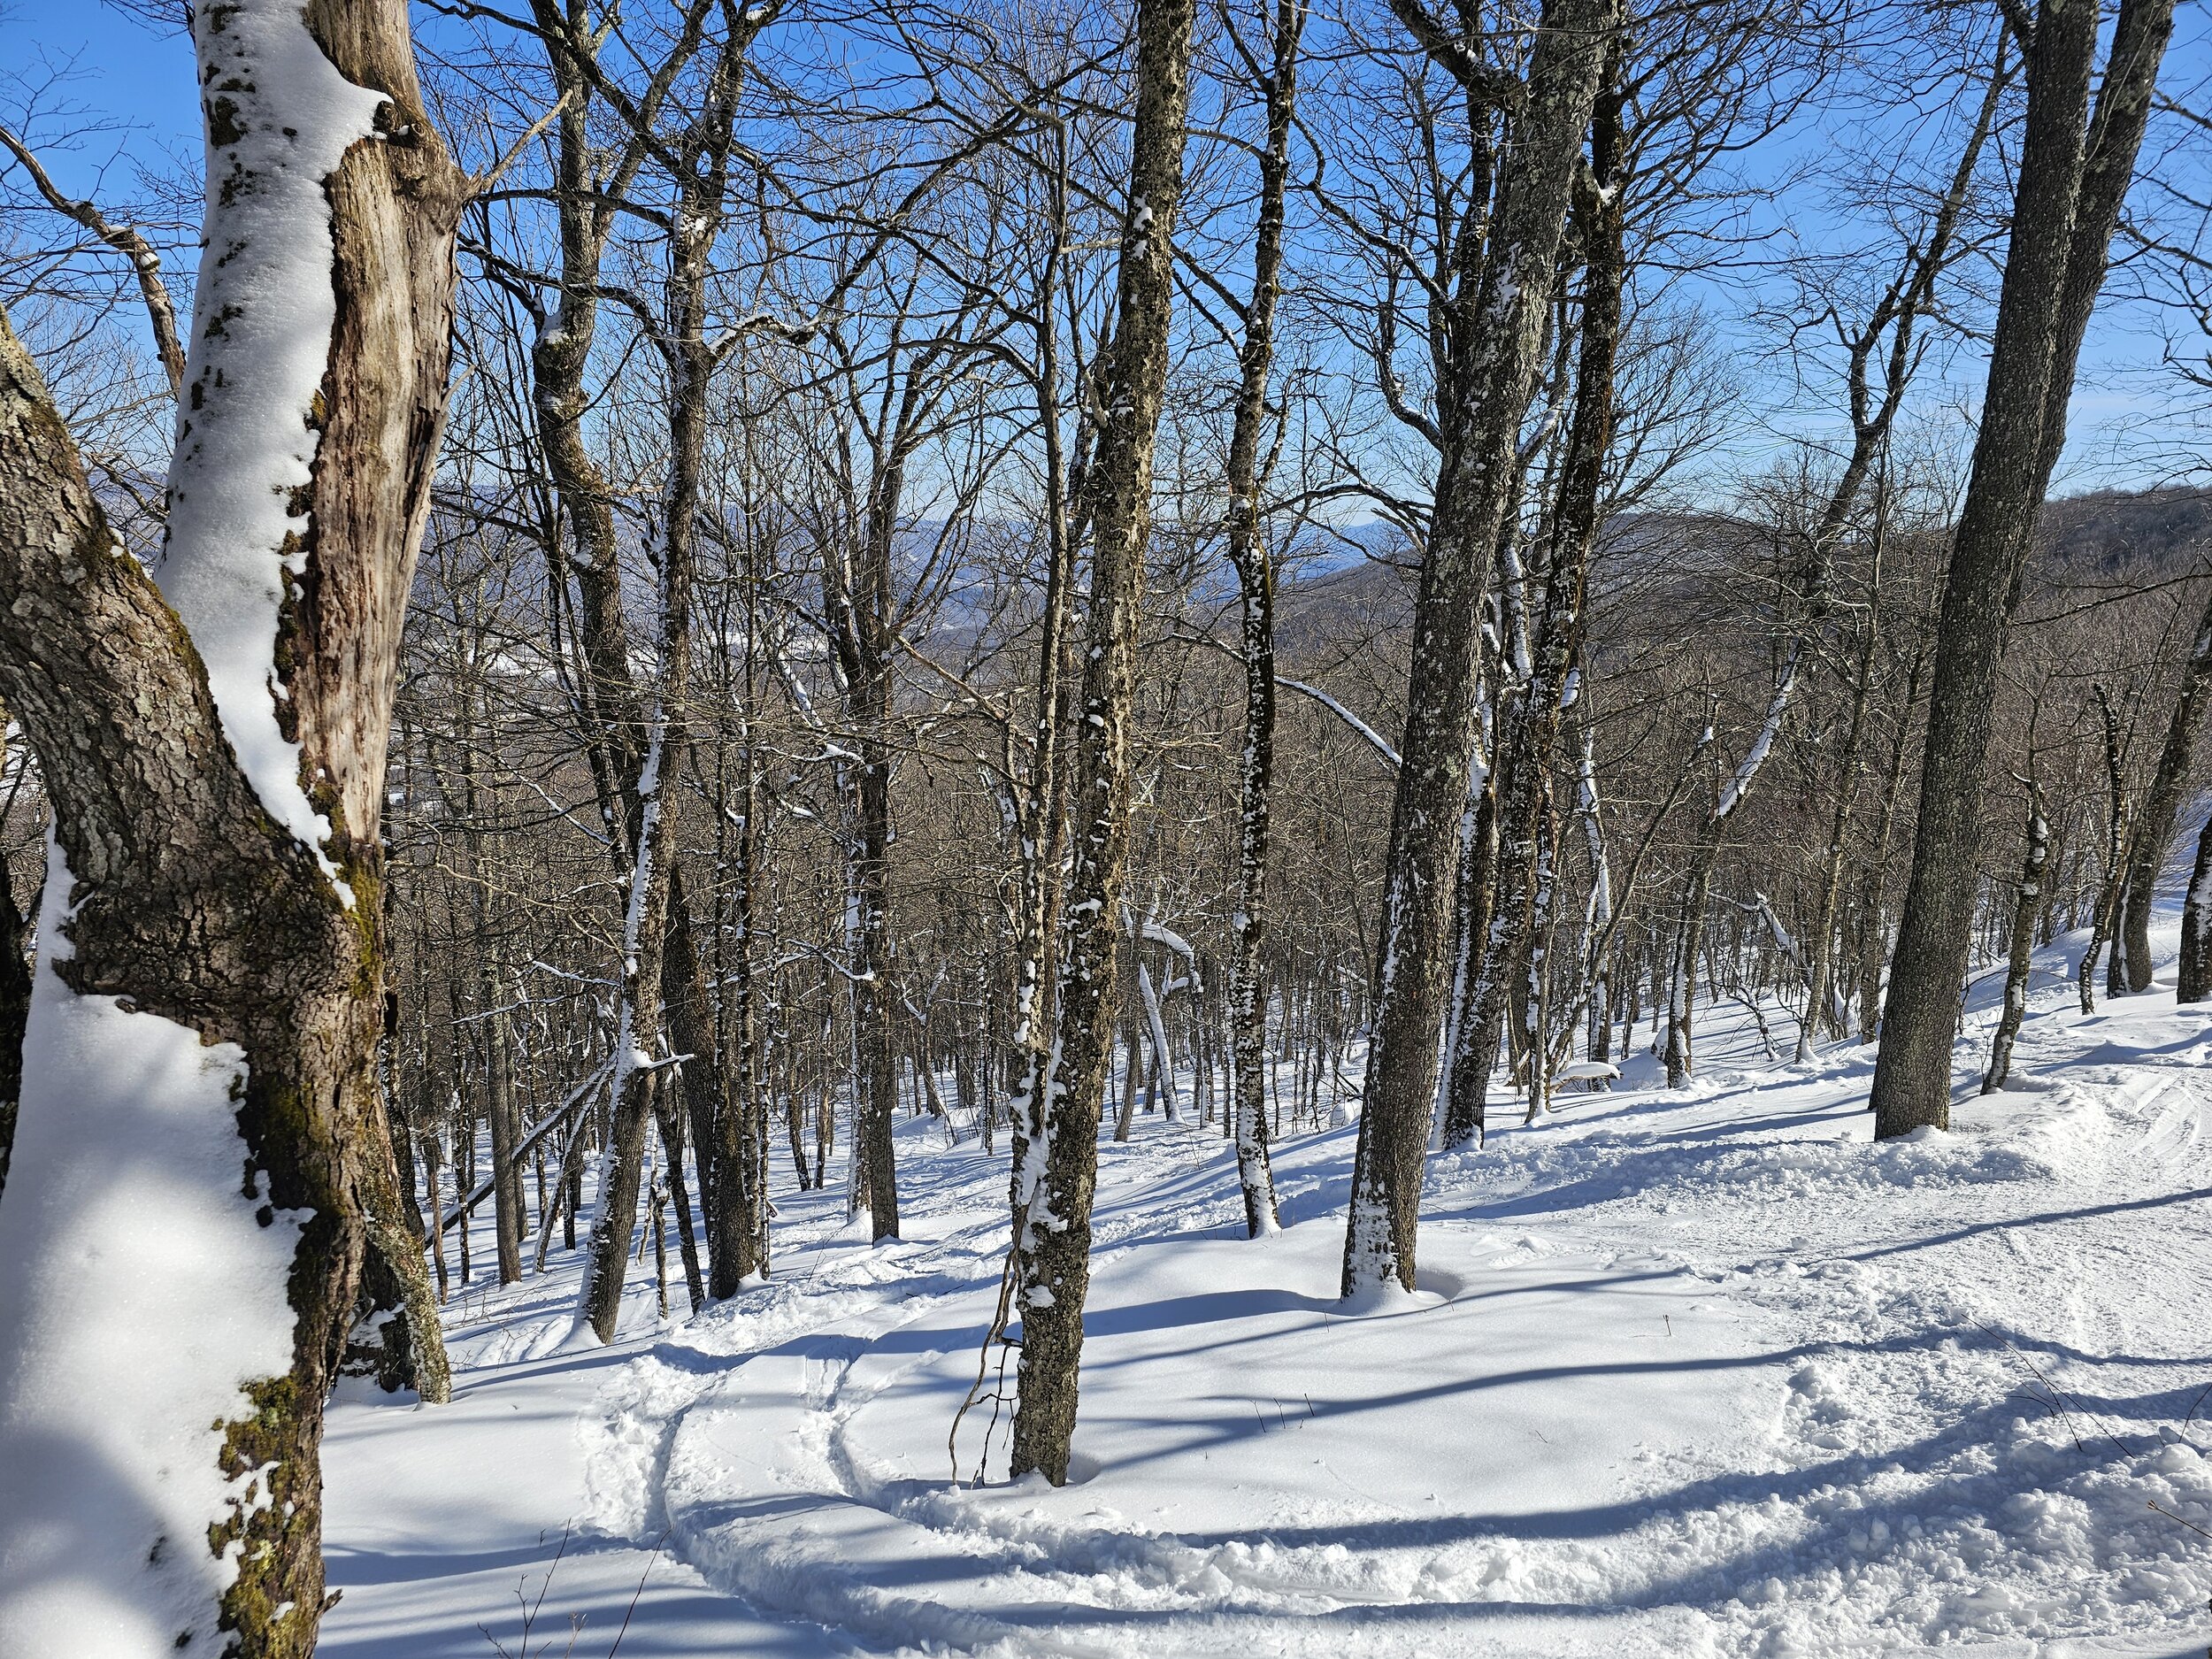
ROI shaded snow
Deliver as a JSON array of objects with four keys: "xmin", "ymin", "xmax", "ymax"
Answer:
[
  {"xmin": 325, "ymin": 913, "xmax": 2212, "ymax": 1658},
  {"xmin": 0, "ymin": 842, "xmax": 302, "ymax": 1659}
]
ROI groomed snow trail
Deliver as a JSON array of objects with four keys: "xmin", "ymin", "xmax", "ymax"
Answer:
[{"xmin": 325, "ymin": 925, "xmax": 2212, "ymax": 1659}]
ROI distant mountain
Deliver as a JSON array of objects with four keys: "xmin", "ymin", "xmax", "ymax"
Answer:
[{"xmin": 2032, "ymin": 487, "xmax": 2212, "ymax": 583}]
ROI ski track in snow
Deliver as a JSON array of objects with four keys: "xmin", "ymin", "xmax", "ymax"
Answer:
[{"xmin": 324, "ymin": 924, "xmax": 2212, "ymax": 1659}]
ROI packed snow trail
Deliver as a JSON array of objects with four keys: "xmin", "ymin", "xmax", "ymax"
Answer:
[{"xmin": 324, "ymin": 924, "xmax": 2212, "ymax": 1659}]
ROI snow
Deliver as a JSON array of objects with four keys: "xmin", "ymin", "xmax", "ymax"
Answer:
[
  {"xmin": 1715, "ymin": 647, "xmax": 1801, "ymax": 823},
  {"xmin": 157, "ymin": 0, "xmax": 387, "ymax": 899},
  {"xmin": 323, "ymin": 907, "xmax": 2212, "ymax": 1658},
  {"xmin": 0, "ymin": 841, "xmax": 303, "ymax": 1659},
  {"xmin": 1555, "ymin": 1058, "xmax": 1621, "ymax": 1081}
]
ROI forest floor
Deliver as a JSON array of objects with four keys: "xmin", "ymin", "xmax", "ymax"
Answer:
[{"xmin": 324, "ymin": 918, "xmax": 2212, "ymax": 1657}]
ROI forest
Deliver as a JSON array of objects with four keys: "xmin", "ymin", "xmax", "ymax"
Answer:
[{"xmin": 2, "ymin": 0, "xmax": 2212, "ymax": 1649}]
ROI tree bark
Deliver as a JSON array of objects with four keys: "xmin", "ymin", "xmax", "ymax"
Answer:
[
  {"xmin": 572, "ymin": 12, "xmax": 764, "ymax": 1338},
  {"xmin": 1984, "ymin": 782, "xmax": 2048, "ymax": 1091},
  {"xmin": 1223, "ymin": 0, "xmax": 1303, "ymax": 1237},
  {"xmin": 1010, "ymin": 0, "xmax": 1201, "ymax": 1486},
  {"xmin": 0, "ymin": 0, "xmax": 464, "ymax": 1633},
  {"xmin": 824, "ymin": 460, "xmax": 906, "ymax": 1241},
  {"xmin": 1342, "ymin": 0, "xmax": 1613, "ymax": 1295},
  {"xmin": 1799, "ymin": 602, "xmax": 1879, "ymax": 1060},
  {"xmin": 1440, "ymin": 35, "xmax": 1625, "ymax": 1148},
  {"xmin": 2119, "ymin": 585, "xmax": 2212, "ymax": 990},
  {"xmin": 0, "ymin": 734, "xmax": 28, "ymax": 1203},
  {"xmin": 1871, "ymin": 0, "xmax": 2174, "ymax": 1134},
  {"xmin": 2079, "ymin": 685, "xmax": 2129, "ymax": 1014},
  {"xmin": 2179, "ymin": 810, "xmax": 2212, "ymax": 1002}
]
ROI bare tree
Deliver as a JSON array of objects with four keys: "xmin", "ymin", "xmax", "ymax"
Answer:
[
  {"xmin": 1221, "ymin": 0, "xmax": 1306, "ymax": 1234},
  {"xmin": 1010, "ymin": 0, "xmax": 1205, "ymax": 1486},
  {"xmin": 1872, "ymin": 0, "xmax": 2176, "ymax": 1136},
  {"xmin": 1340, "ymin": 0, "xmax": 1614, "ymax": 1298}
]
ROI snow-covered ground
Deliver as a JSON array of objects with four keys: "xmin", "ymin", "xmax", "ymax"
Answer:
[{"xmin": 325, "ymin": 920, "xmax": 2212, "ymax": 1658}]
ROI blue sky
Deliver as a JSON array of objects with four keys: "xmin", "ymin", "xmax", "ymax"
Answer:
[
  {"xmin": 5, "ymin": 0, "xmax": 198, "ymax": 183},
  {"xmin": 5, "ymin": 0, "xmax": 2211, "ymax": 496}
]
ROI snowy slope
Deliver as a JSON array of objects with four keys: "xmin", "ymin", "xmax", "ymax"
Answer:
[{"xmin": 324, "ymin": 919, "xmax": 2212, "ymax": 1659}]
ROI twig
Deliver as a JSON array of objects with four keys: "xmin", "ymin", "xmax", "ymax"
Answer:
[
  {"xmin": 2182, "ymin": 1380, "xmax": 2212, "ymax": 1448},
  {"xmin": 603, "ymin": 1528, "xmax": 670, "ymax": 1658},
  {"xmin": 1967, "ymin": 1318, "xmax": 2131, "ymax": 1460},
  {"xmin": 2150, "ymin": 1500, "xmax": 2212, "ymax": 1542},
  {"xmin": 469, "ymin": 93, "xmax": 573, "ymax": 198}
]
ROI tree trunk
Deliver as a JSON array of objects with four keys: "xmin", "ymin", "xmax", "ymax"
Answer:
[
  {"xmin": 2120, "ymin": 586, "xmax": 2212, "ymax": 990},
  {"xmin": 1010, "ymin": 0, "xmax": 1201, "ymax": 1486},
  {"xmin": 1440, "ymin": 771, "xmax": 1501, "ymax": 1141},
  {"xmin": 851, "ymin": 680, "xmax": 901, "ymax": 1237},
  {"xmin": 1440, "ymin": 38, "xmax": 1625, "ymax": 1147},
  {"xmin": 2079, "ymin": 685, "xmax": 2127, "ymax": 1015},
  {"xmin": 2178, "ymin": 810, "xmax": 2212, "ymax": 1002},
  {"xmin": 574, "ymin": 19, "xmax": 760, "ymax": 1334},
  {"xmin": 0, "ymin": 0, "xmax": 464, "ymax": 1633},
  {"xmin": 1342, "ymin": 0, "xmax": 1613, "ymax": 1295},
  {"xmin": 1799, "ymin": 602, "xmax": 1880, "ymax": 1060},
  {"xmin": 1223, "ymin": 0, "xmax": 1302, "ymax": 1237},
  {"xmin": 1857, "ymin": 642, "xmax": 1927, "ymax": 1042},
  {"xmin": 1872, "ymin": 0, "xmax": 2174, "ymax": 1135},
  {"xmin": 1984, "ymin": 784, "xmax": 2049, "ymax": 1091},
  {"xmin": 706, "ymin": 766, "xmax": 769, "ymax": 1289},
  {"xmin": 0, "ymin": 741, "xmax": 28, "ymax": 1202}
]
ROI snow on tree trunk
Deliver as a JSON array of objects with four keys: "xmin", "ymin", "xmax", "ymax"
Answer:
[
  {"xmin": 1438, "ymin": 45, "xmax": 1624, "ymax": 1148},
  {"xmin": 1009, "ymin": 0, "xmax": 1201, "ymax": 1486},
  {"xmin": 154, "ymin": 0, "xmax": 386, "ymax": 898},
  {"xmin": 1222, "ymin": 0, "xmax": 1302, "ymax": 1238},
  {"xmin": 1872, "ymin": 0, "xmax": 2174, "ymax": 1137},
  {"xmin": 0, "ymin": 842, "xmax": 296, "ymax": 1657},
  {"xmin": 0, "ymin": 0, "xmax": 465, "ymax": 1633},
  {"xmin": 2178, "ymin": 810, "xmax": 2212, "ymax": 1003}
]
